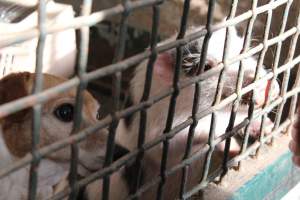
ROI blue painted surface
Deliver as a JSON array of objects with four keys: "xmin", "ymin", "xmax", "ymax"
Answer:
[{"xmin": 230, "ymin": 151, "xmax": 300, "ymax": 200}]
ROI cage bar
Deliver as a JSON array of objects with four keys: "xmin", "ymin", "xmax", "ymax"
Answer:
[
  {"xmin": 28, "ymin": 1, "xmax": 47, "ymax": 199},
  {"xmin": 68, "ymin": 0, "xmax": 93, "ymax": 199},
  {"xmin": 102, "ymin": 0, "xmax": 129, "ymax": 199},
  {"xmin": 131, "ymin": 1, "xmax": 161, "ymax": 197},
  {"xmin": 0, "ymin": 0, "xmax": 299, "ymax": 199},
  {"xmin": 156, "ymin": 0, "xmax": 195, "ymax": 198}
]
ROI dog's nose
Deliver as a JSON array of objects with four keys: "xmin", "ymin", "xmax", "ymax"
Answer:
[{"xmin": 113, "ymin": 144, "xmax": 130, "ymax": 161}]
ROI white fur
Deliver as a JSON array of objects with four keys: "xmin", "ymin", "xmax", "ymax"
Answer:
[
  {"xmin": 86, "ymin": 26, "xmax": 279, "ymax": 199},
  {"xmin": 0, "ymin": 132, "xmax": 68, "ymax": 200}
]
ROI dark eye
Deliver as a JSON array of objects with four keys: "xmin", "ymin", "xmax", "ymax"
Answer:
[
  {"xmin": 54, "ymin": 103, "xmax": 74, "ymax": 122},
  {"xmin": 204, "ymin": 62, "xmax": 212, "ymax": 71}
]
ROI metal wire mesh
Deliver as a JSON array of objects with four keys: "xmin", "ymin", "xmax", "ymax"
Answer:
[{"xmin": 0, "ymin": 0, "xmax": 300, "ymax": 199}]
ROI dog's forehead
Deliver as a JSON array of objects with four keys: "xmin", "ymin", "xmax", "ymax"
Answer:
[
  {"xmin": 42, "ymin": 74, "xmax": 98, "ymax": 108},
  {"xmin": 42, "ymin": 74, "xmax": 71, "ymax": 89},
  {"xmin": 0, "ymin": 72, "xmax": 97, "ymax": 113},
  {"xmin": 42, "ymin": 73, "xmax": 77, "ymax": 97}
]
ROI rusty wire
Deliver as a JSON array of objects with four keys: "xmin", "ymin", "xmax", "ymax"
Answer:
[{"xmin": 0, "ymin": 0, "xmax": 300, "ymax": 199}]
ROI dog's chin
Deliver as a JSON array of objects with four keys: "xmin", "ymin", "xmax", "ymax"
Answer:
[
  {"xmin": 78, "ymin": 164, "xmax": 94, "ymax": 177},
  {"xmin": 77, "ymin": 159, "xmax": 104, "ymax": 177}
]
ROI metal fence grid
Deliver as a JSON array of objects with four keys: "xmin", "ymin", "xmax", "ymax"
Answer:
[{"xmin": 0, "ymin": 0, "xmax": 300, "ymax": 199}]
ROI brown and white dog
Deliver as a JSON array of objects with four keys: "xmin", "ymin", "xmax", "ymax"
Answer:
[{"xmin": 0, "ymin": 72, "xmax": 110, "ymax": 200}]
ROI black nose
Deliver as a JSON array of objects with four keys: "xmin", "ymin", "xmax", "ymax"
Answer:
[{"xmin": 113, "ymin": 144, "xmax": 130, "ymax": 161}]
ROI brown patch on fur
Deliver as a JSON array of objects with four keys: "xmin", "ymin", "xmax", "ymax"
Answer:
[
  {"xmin": 0, "ymin": 72, "xmax": 34, "ymax": 157},
  {"xmin": 0, "ymin": 72, "xmax": 33, "ymax": 124}
]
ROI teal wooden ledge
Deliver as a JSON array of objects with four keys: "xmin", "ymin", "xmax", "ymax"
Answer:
[{"xmin": 230, "ymin": 152, "xmax": 300, "ymax": 200}]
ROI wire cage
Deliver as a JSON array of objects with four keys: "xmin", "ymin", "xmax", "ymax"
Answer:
[{"xmin": 0, "ymin": 0, "xmax": 300, "ymax": 199}]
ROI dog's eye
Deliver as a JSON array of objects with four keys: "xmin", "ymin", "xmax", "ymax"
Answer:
[
  {"xmin": 54, "ymin": 103, "xmax": 74, "ymax": 122},
  {"xmin": 204, "ymin": 62, "xmax": 212, "ymax": 71}
]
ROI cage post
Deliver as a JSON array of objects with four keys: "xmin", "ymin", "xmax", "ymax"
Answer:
[
  {"xmin": 155, "ymin": 0, "xmax": 195, "ymax": 198},
  {"xmin": 257, "ymin": 0, "xmax": 293, "ymax": 151},
  {"xmin": 131, "ymin": 1, "xmax": 162, "ymax": 198},
  {"xmin": 196, "ymin": 0, "xmax": 240, "ymax": 185},
  {"xmin": 68, "ymin": 0, "xmax": 93, "ymax": 199},
  {"xmin": 28, "ymin": 1, "xmax": 46, "ymax": 199},
  {"xmin": 178, "ymin": 0, "xmax": 217, "ymax": 198},
  {"xmin": 271, "ymin": 0, "xmax": 295, "ymax": 131},
  {"xmin": 220, "ymin": 0, "xmax": 258, "ymax": 178},
  {"xmin": 287, "ymin": 10, "xmax": 300, "ymax": 133},
  {"xmin": 102, "ymin": 0, "xmax": 130, "ymax": 199},
  {"xmin": 179, "ymin": 0, "xmax": 219, "ymax": 197}
]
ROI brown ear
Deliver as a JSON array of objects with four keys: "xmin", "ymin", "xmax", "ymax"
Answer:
[{"xmin": 0, "ymin": 72, "xmax": 33, "ymax": 124}]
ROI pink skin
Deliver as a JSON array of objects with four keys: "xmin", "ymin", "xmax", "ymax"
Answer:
[
  {"xmin": 289, "ymin": 109, "xmax": 300, "ymax": 167},
  {"xmin": 115, "ymin": 46, "xmax": 279, "ymax": 200},
  {"xmin": 122, "ymin": 52, "xmax": 278, "ymax": 199}
]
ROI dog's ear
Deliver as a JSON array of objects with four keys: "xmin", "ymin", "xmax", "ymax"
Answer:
[
  {"xmin": 153, "ymin": 52, "xmax": 174, "ymax": 84},
  {"xmin": 0, "ymin": 72, "xmax": 33, "ymax": 124}
]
